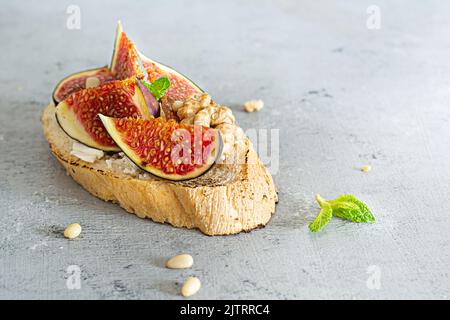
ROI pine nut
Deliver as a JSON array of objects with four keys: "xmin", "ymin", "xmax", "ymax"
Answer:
[
  {"xmin": 64, "ymin": 223, "xmax": 82, "ymax": 239},
  {"xmin": 166, "ymin": 254, "xmax": 193, "ymax": 269},
  {"xmin": 361, "ymin": 165, "xmax": 371, "ymax": 172},
  {"xmin": 181, "ymin": 276, "xmax": 201, "ymax": 297},
  {"xmin": 85, "ymin": 76, "xmax": 100, "ymax": 88},
  {"xmin": 243, "ymin": 99, "xmax": 264, "ymax": 112}
]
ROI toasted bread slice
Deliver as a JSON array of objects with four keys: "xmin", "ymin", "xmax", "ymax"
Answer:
[{"xmin": 41, "ymin": 103, "xmax": 277, "ymax": 235}]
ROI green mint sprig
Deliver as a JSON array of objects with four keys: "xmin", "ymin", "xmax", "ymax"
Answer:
[
  {"xmin": 308, "ymin": 200, "xmax": 333, "ymax": 232},
  {"xmin": 309, "ymin": 194, "xmax": 375, "ymax": 232},
  {"xmin": 143, "ymin": 76, "xmax": 171, "ymax": 101}
]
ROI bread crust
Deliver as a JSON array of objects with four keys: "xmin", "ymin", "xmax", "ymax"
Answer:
[{"xmin": 41, "ymin": 104, "xmax": 277, "ymax": 235}]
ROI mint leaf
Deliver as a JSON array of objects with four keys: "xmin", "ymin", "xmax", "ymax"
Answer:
[
  {"xmin": 150, "ymin": 76, "xmax": 171, "ymax": 100},
  {"xmin": 309, "ymin": 195, "xmax": 333, "ymax": 232},
  {"xmin": 329, "ymin": 195, "xmax": 375, "ymax": 223},
  {"xmin": 142, "ymin": 76, "xmax": 171, "ymax": 100},
  {"xmin": 308, "ymin": 194, "xmax": 374, "ymax": 232}
]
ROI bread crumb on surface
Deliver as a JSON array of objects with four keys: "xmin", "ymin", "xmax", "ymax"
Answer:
[{"xmin": 244, "ymin": 99, "xmax": 264, "ymax": 112}]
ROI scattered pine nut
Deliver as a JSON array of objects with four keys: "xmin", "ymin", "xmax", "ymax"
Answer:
[
  {"xmin": 361, "ymin": 165, "xmax": 371, "ymax": 172},
  {"xmin": 85, "ymin": 76, "xmax": 100, "ymax": 88},
  {"xmin": 181, "ymin": 276, "xmax": 201, "ymax": 297},
  {"xmin": 243, "ymin": 99, "xmax": 264, "ymax": 112},
  {"xmin": 166, "ymin": 254, "xmax": 194, "ymax": 269},
  {"xmin": 64, "ymin": 223, "xmax": 82, "ymax": 239}
]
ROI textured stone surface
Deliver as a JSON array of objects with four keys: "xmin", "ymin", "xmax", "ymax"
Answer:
[{"xmin": 1, "ymin": 0, "xmax": 449, "ymax": 299}]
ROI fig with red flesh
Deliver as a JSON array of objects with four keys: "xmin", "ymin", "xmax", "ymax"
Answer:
[
  {"xmin": 55, "ymin": 78, "xmax": 157, "ymax": 152},
  {"xmin": 139, "ymin": 53, "xmax": 203, "ymax": 121},
  {"xmin": 110, "ymin": 22, "xmax": 198, "ymax": 119},
  {"xmin": 100, "ymin": 115, "xmax": 223, "ymax": 181},
  {"xmin": 53, "ymin": 22, "xmax": 145, "ymax": 106},
  {"xmin": 52, "ymin": 66, "xmax": 114, "ymax": 105},
  {"xmin": 110, "ymin": 21, "xmax": 146, "ymax": 80}
]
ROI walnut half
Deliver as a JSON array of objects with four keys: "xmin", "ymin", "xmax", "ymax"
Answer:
[
  {"xmin": 173, "ymin": 93, "xmax": 235, "ymax": 128},
  {"xmin": 170, "ymin": 93, "xmax": 239, "ymax": 162}
]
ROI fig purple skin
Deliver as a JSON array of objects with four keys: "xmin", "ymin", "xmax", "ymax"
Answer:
[{"xmin": 137, "ymin": 79, "xmax": 160, "ymax": 117}]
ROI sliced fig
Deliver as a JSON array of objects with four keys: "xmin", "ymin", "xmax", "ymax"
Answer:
[
  {"xmin": 56, "ymin": 78, "xmax": 156, "ymax": 151},
  {"xmin": 52, "ymin": 66, "xmax": 114, "ymax": 105},
  {"xmin": 139, "ymin": 53, "xmax": 203, "ymax": 120},
  {"xmin": 110, "ymin": 21, "xmax": 146, "ymax": 80},
  {"xmin": 100, "ymin": 115, "xmax": 223, "ymax": 181}
]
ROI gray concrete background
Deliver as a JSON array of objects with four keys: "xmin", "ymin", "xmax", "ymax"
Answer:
[{"xmin": 1, "ymin": 0, "xmax": 449, "ymax": 299}]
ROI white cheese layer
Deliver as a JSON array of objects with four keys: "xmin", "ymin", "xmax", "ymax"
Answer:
[{"xmin": 70, "ymin": 141, "xmax": 104, "ymax": 163}]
